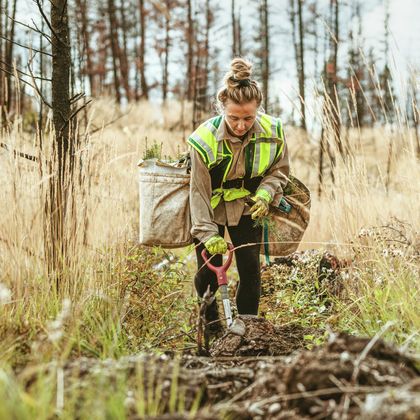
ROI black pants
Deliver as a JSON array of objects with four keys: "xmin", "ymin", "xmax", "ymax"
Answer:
[{"xmin": 194, "ymin": 216, "xmax": 263, "ymax": 315}]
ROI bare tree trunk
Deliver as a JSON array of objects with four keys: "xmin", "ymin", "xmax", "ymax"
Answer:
[
  {"xmin": 38, "ymin": 0, "xmax": 44, "ymax": 148},
  {"xmin": 119, "ymin": 1, "xmax": 131, "ymax": 101},
  {"xmin": 297, "ymin": 0, "xmax": 306, "ymax": 130},
  {"xmin": 186, "ymin": 0, "xmax": 194, "ymax": 100},
  {"xmin": 0, "ymin": 0, "xmax": 3, "ymax": 118},
  {"xmin": 231, "ymin": 0, "xmax": 236, "ymax": 55},
  {"xmin": 260, "ymin": 0, "xmax": 269, "ymax": 111},
  {"xmin": 108, "ymin": 0, "xmax": 121, "ymax": 103},
  {"xmin": 75, "ymin": 0, "xmax": 94, "ymax": 96},
  {"xmin": 50, "ymin": 0, "xmax": 72, "ymax": 269},
  {"xmin": 162, "ymin": 12, "xmax": 169, "ymax": 103},
  {"xmin": 237, "ymin": 7, "xmax": 242, "ymax": 55},
  {"xmin": 139, "ymin": 0, "xmax": 148, "ymax": 99},
  {"xmin": 5, "ymin": 0, "xmax": 17, "ymax": 113},
  {"xmin": 202, "ymin": 0, "xmax": 212, "ymax": 106}
]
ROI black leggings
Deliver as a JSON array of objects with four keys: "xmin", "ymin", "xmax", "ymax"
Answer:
[{"xmin": 194, "ymin": 216, "xmax": 263, "ymax": 315}]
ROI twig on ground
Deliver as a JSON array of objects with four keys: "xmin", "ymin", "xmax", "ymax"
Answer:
[{"xmin": 350, "ymin": 321, "xmax": 394, "ymax": 386}]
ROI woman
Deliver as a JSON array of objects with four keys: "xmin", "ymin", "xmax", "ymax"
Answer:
[{"xmin": 187, "ymin": 57, "xmax": 289, "ymax": 335}]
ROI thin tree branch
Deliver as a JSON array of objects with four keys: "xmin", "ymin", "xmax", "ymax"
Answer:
[
  {"xmin": 34, "ymin": 0, "xmax": 63, "ymax": 45},
  {"xmin": 59, "ymin": 100, "xmax": 93, "ymax": 135},
  {"xmin": 4, "ymin": 11, "xmax": 53, "ymax": 44},
  {"xmin": 60, "ymin": 0, "xmax": 68, "ymax": 23},
  {"xmin": 31, "ymin": 18, "xmax": 53, "ymax": 44},
  {"xmin": 69, "ymin": 92, "xmax": 85, "ymax": 105},
  {"xmin": 0, "ymin": 34, "xmax": 53, "ymax": 56},
  {"xmin": 28, "ymin": 60, "xmax": 53, "ymax": 108},
  {"xmin": 0, "ymin": 66, "xmax": 35, "ymax": 89},
  {"xmin": 0, "ymin": 59, "xmax": 51, "ymax": 81}
]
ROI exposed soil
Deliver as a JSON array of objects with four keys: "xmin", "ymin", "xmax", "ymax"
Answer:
[
  {"xmin": 20, "ymin": 318, "xmax": 420, "ymax": 420},
  {"xmin": 210, "ymin": 317, "xmax": 324, "ymax": 357}
]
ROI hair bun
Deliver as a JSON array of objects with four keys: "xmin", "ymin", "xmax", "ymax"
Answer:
[{"xmin": 225, "ymin": 57, "xmax": 253, "ymax": 88}]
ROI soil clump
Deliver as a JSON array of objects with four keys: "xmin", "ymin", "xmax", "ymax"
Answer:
[{"xmin": 210, "ymin": 317, "xmax": 323, "ymax": 357}]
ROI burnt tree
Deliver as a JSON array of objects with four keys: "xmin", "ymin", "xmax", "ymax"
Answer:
[
  {"xmin": 255, "ymin": 0, "xmax": 269, "ymax": 111},
  {"xmin": 186, "ymin": 0, "xmax": 194, "ymax": 100},
  {"xmin": 5, "ymin": 0, "xmax": 17, "ymax": 113},
  {"xmin": 108, "ymin": 0, "xmax": 121, "ymax": 103},
  {"xmin": 139, "ymin": 0, "xmax": 148, "ymax": 99}
]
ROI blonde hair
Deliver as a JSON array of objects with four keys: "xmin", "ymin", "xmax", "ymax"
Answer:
[{"xmin": 217, "ymin": 57, "xmax": 263, "ymax": 112}]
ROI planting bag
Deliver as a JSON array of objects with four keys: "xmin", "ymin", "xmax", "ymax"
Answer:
[
  {"xmin": 260, "ymin": 176, "xmax": 311, "ymax": 257},
  {"xmin": 139, "ymin": 166, "xmax": 193, "ymax": 248}
]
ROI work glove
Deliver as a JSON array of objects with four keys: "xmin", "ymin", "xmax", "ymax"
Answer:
[
  {"xmin": 250, "ymin": 190, "xmax": 271, "ymax": 220},
  {"xmin": 205, "ymin": 235, "xmax": 228, "ymax": 255}
]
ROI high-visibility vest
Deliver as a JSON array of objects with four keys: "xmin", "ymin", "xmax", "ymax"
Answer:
[{"xmin": 187, "ymin": 113, "xmax": 284, "ymax": 208}]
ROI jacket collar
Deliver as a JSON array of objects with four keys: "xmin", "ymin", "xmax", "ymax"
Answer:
[{"xmin": 215, "ymin": 113, "xmax": 265, "ymax": 143}]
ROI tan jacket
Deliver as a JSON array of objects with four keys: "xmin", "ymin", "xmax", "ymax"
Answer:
[{"xmin": 189, "ymin": 114, "xmax": 290, "ymax": 243}]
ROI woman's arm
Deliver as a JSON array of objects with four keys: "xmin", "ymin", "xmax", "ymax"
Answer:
[{"xmin": 189, "ymin": 147, "xmax": 220, "ymax": 243}]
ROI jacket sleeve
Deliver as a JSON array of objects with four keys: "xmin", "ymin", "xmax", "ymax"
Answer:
[
  {"xmin": 189, "ymin": 147, "xmax": 220, "ymax": 243},
  {"xmin": 256, "ymin": 135, "xmax": 290, "ymax": 208}
]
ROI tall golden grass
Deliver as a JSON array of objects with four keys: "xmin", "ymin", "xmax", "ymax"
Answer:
[{"xmin": 1, "ymin": 59, "xmax": 420, "ymax": 373}]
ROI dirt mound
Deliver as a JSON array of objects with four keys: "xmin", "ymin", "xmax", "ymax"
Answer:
[
  {"xmin": 283, "ymin": 331, "xmax": 419, "ymax": 417},
  {"xmin": 210, "ymin": 317, "xmax": 323, "ymax": 357}
]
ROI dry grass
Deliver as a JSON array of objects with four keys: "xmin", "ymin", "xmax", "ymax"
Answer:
[{"xmin": 1, "ymin": 61, "xmax": 420, "ymax": 375}]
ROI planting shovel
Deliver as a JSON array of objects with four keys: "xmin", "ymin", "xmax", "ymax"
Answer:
[{"xmin": 201, "ymin": 243, "xmax": 234, "ymax": 328}]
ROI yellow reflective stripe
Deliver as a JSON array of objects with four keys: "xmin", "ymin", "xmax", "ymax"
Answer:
[
  {"xmin": 190, "ymin": 131, "xmax": 215, "ymax": 164},
  {"xmin": 252, "ymin": 142, "xmax": 260, "ymax": 177},
  {"xmin": 222, "ymin": 140, "xmax": 233, "ymax": 182},
  {"xmin": 204, "ymin": 120, "xmax": 218, "ymax": 137},
  {"xmin": 259, "ymin": 114, "xmax": 273, "ymax": 138}
]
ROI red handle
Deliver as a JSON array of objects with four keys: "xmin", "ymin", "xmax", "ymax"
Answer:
[{"xmin": 201, "ymin": 243, "xmax": 234, "ymax": 286}]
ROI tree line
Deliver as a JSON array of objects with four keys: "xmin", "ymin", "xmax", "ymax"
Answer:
[
  {"xmin": 0, "ymin": 0, "xmax": 410, "ymax": 130},
  {"xmin": 0, "ymin": 0, "xmax": 418, "ymax": 272}
]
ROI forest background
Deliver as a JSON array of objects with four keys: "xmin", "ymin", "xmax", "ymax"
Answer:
[{"xmin": 1, "ymin": 0, "xmax": 420, "ymax": 415}]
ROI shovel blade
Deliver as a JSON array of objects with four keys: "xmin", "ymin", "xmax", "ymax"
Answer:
[{"xmin": 222, "ymin": 299, "xmax": 232, "ymax": 327}]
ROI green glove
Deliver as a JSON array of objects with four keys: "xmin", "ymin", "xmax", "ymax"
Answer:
[
  {"xmin": 250, "ymin": 190, "xmax": 271, "ymax": 220},
  {"xmin": 205, "ymin": 235, "xmax": 228, "ymax": 255}
]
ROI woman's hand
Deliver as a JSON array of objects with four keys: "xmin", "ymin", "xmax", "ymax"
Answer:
[
  {"xmin": 205, "ymin": 235, "xmax": 228, "ymax": 255},
  {"xmin": 250, "ymin": 190, "xmax": 271, "ymax": 219}
]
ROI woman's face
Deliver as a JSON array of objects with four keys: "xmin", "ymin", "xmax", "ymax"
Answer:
[{"xmin": 224, "ymin": 99, "xmax": 258, "ymax": 137}]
